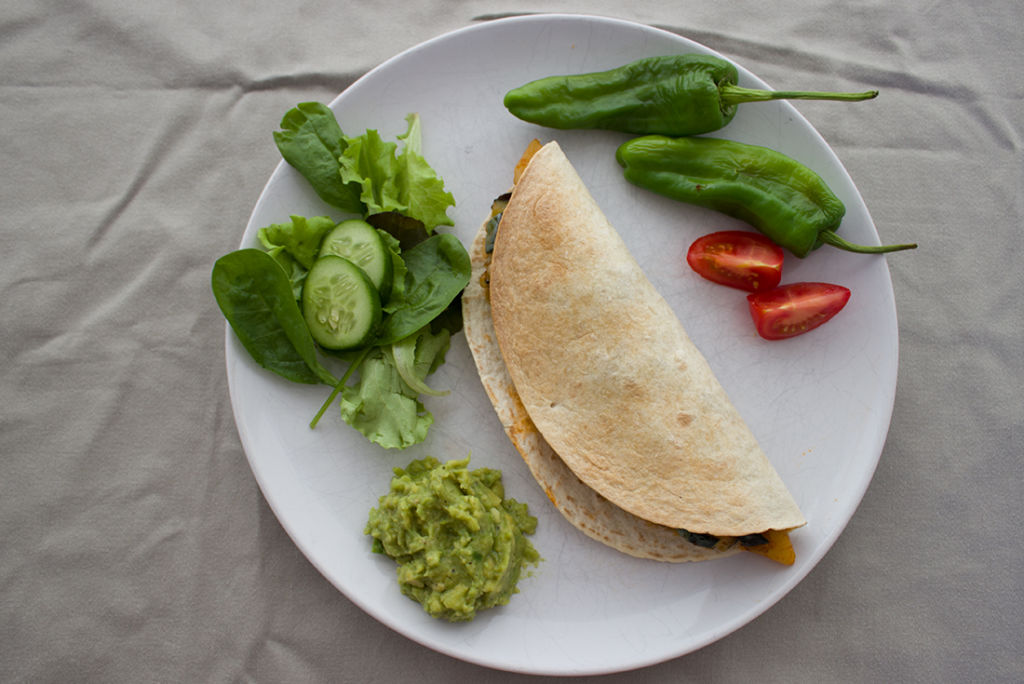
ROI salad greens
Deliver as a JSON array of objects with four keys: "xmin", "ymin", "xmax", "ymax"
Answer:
[
  {"xmin": 212, "ymin": 103, "xmax": 469, "ymax": 449},
  {"xmin": 212, "ymin": 249, "xmax": 338, "ymax": 386},
  {"xmin": 336, "ymin": 327, "xmax": 452, "ymax": 449},
  {"xmin": 340, "ymin": 115, "xmax": 456, "ymax": 231},
  {"xmin": 272, "ymin": 102, "xmax": 363, "ymax": 213},
  {"xmin": 374, "ymin": 233, "xmax": 471, "ymax": 346},
  {"xmin": 259, "ymin": 215, "xmax": 337, "ymax": 270},
  {"xmin": 258, "ymin": 215, "xmax": 337, "ymax": 299}
]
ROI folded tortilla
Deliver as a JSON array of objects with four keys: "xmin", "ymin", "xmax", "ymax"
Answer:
[{"xmin": 463, "ymin": 141, "xmax": 805, "ymax": 562}]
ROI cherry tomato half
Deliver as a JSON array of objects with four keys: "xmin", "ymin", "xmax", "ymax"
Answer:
[
  {"xmin": 746, "ymin": 282, "xmax": 852, "ymax": 340},
  {"xmin": 686, "ymin": 230, "xmax": 784, "ymax": 292}
]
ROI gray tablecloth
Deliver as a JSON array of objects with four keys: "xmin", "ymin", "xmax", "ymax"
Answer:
[{"xmin": 4, "ymin": 1, "xmax": 1021, "ymax": 681}]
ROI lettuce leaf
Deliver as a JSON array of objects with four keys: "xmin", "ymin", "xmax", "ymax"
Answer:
[
  {"xmin": 258, "ymin": 215, "xmax": 336, "ymax": 270},
  {"xmin": 377, "ymin": 227, "xmax": 408, "ymax": 313},
  {"xmin": 389, "ymin": 326, "xmax": 451, "ymax": 397},
  {"xmin": 337, "ymin": 327, "xmax": 451, "ymax": 449},
  {"xmin": 339, "ymin": 114, "xmax": 455, "ymax": 231},
  {"xmin": 256, "ymin": 215, "xmax": 336, "ymax": 300}
]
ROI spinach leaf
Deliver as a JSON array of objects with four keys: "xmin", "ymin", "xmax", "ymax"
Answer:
[
  {"xmin": 273, "ymin": 102, "xmax": 363, "ymax": 214},
  {"xmin": 367, "ymin": 211, "xmax": 431, "ymax": 251},
  {"xmin": 374, "ymin": 233, "xmax": 471, "ymax": 345},
  {"xmin": 427, "ymin": 296, "xmax": 464, "ymax": 336},
  {"xmin": 259, "ymin": 245, "xmax": 307, "ymax": 301},
  {"xmin": 212, "ymin": 249, "xmax": 337, "ymax": 385}
]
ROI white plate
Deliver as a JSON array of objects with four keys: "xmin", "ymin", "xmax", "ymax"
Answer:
[{"xmin": 226, "ymin": 14, "xmax": 897, "ymax": 676}]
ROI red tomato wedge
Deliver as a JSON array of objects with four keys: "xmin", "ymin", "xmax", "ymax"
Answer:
[
  {"xmin": 686, "ymin": 230, "xmax": 784, "ymax": 292},
  {"xmin": 747, "ymin": 282, "xmax": 852, "ymax": 340}
]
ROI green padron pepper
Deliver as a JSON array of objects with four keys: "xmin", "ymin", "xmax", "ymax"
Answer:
[
  {"xmin": 504, "ymin": 54, "xmax": 878, "ymax": 137},
  {"xmin": 615, "ymin": 135, "xmax": 917, "ymax": 258}
]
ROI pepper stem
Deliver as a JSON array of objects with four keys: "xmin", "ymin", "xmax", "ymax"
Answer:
[
  {"xmin": 819, "ymin": 230, "xmax": 917, "ymax": 254},
  {"xmin": 720, "ymin": 84, "xmax": 878, "ymax": 105}
]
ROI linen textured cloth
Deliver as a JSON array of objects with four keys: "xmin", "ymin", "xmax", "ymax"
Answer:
[{"xmin": 3, "ymin": 1, "xmax": 1021, "ymax": 681}]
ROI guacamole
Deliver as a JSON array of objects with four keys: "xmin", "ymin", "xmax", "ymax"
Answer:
[{"xmin": 366, "ymin": 457, "xmax": 540, "ymax": 622}]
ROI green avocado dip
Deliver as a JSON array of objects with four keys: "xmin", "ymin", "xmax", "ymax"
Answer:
[{"xmin": 366, "ymin": 456, "xmax": 540, "ymax": 622}]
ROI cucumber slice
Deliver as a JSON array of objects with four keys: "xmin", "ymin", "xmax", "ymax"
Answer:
[
  {"xmin": 302, "ymin": 255, "xmax": 382, "ymax": 350},
  {"xmin": 319, "ymin": 219, "xmax": 394, "ymax": 301}
]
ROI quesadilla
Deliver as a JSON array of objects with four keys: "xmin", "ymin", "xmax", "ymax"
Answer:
[{"xmin": 462, "ymin": 141, "xmax": 805, "ymax": 564}]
